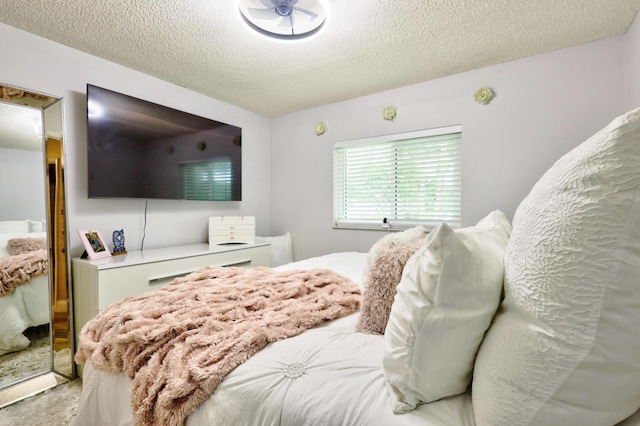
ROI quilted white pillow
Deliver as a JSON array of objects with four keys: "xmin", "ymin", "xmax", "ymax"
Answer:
[
  {"xmin": 383, "ymin": 210, "xmax": 511, "ymax": 413},
  {"xmin": 472, "ymin": 107, "xmax": 640, "ymax": 426}
]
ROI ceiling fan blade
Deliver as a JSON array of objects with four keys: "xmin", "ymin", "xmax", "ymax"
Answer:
[
  {"xmin": 292, "ymin": 6, "xmax": 318, "ymax": 21},
  {"xmin": 259, "ymin": 0, "xmax": 277, "ymax": 8},
  {"xmin": 276, "ymin": 15, "xmax": 294, "ymax": 30},
  {"xmin": 247, "ymin": 7, "xmax": 280, "ymax": 21}
]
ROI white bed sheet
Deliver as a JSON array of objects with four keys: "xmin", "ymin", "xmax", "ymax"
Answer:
[
  {"xmin": 0, "ymin": 274, "xmax": 50, "ymax": 355},
  {"xmin": 75, "ymin": 252, "xmax": 475, "ymax": 426}
]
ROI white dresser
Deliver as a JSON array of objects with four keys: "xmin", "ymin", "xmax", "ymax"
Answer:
[{"xmin": 72, "ymin": 242, "xmax": 271, "ymax": 373}]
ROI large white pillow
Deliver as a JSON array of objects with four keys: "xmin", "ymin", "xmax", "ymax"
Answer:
[
  {"xmin": 383, "ymin": 210, "xmax": 511, "ymax": 413},
  {"xmin": 472, "ymin": 107, "xmax": 640, "ymax": 426}
]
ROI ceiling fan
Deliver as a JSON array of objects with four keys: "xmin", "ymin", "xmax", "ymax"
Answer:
[{"xmin": 239, "ymin": 0, "xmax": 327, "ymax": 38}]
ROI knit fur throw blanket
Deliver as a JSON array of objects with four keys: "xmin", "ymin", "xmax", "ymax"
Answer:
[
  {"xmin": 75, "ymin": 266, "xmax": 361, "ymax": 426},
  {"xmin": 0, "ymin": 249, "xmax": 48, "ymax": 297}
]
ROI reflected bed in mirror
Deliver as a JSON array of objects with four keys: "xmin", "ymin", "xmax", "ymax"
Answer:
[{"xmin": 0, "ymin": 83, "xmax": 73, "ymax": 407}]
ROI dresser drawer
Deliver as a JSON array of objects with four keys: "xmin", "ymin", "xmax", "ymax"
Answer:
[
  {"xmin": 209, "ymin": 228, "xmax": 255, "ymax": 238},
  {"xmin": 209, "ymin": 232, "xmax": 255, "ymax": 245},
  {"xmin": 209, "ymin": 216, "xmax": 256, "ymax": 245},
  {"xmin": 94, "ymin": 246, "xmax": 267, "ymax": 309},
  {"xmin": 209, "ymin": 229, "xmax": 254, "ymax": 237},
  {"xmin": 209, "ymin": 223, "xmax": 255, "ymax": 232},
  {"xmin": 73, "ymin": 243, "xmax": 271, "ymax": 377}
]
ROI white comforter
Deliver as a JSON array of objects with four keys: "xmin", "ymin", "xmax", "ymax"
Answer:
[
  {"xmin": 0, "ymin": 274, "xmax": 49, "ymax": 355},
  {"xmin": 75, "ymin": 252, "xmax": 475, "ymax": 426}
]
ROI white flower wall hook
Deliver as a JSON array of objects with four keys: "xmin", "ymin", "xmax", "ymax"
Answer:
[
  {"xmin": 383, "ymin": 106, "xmax": 397, "ymax": 121},
  {"xmin": 315, "ymin": 121, "xmax": 328, "ymax": 136},
  {"xmin": 474, "ymin": 87, "xmax": 494, "ymax": 105}
]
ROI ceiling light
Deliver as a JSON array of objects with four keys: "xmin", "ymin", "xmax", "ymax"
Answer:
[{"xmin": 239, "ymin": 0, "xmax": 327, "ymax": 40}]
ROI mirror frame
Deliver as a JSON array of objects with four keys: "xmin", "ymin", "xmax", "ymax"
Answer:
[{"xmin": 0, "ymin": 83, "xmax": 74, "ymax": 407}]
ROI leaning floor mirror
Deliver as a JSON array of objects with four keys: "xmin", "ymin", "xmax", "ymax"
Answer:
[{"xmin": 0, "ymin": 83, "xmax": 74, "ymax": 407}]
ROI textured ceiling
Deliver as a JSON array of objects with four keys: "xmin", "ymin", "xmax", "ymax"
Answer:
[{"xmin": 0, "ymin": 0, "xmax": 639, "ymax": 118}]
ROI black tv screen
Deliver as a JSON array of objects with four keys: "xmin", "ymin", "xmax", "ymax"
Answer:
[{"xmin": 86, "ymin": 84, "xmax": 242, "ymax": 201}]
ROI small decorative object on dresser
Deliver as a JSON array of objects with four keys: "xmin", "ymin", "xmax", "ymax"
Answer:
[
  {"xmin": 78, "ymin": 229, "xmax": 111, "ymax": 260},
  {"xmin": 111, "ymin": 229, "xmax": 127, "ymax": 256},
  {"xmin": 209, "ymin": 216, "xmax": 256, "ymax": 246}
]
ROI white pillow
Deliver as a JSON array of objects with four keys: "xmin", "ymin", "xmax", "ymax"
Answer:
[
  {"xmin": 383, "ymin": 210, "xmax": 511, "ymax": 413},
  {"xmin": 472, "ymin": 107, "xmax": 640, "ymax": 426},
  {"xmin": 28, "ymin": 219, "xmax": 46, "ymax": 233},
  {"xmin": 0, "ymin": 220, "xmax": 29, "ymax": 233},
  {"xmin": 255, "ymin": 232, "xmax": 293, "ymax": 267}
]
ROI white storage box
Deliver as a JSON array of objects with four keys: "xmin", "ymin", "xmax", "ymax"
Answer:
[{"xmin": 209, "ymin": 216, "xmax": 255, "ymax": 246}]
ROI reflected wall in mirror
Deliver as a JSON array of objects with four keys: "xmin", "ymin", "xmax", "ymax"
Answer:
[{"xmin": 0, "ymin": 83, "xmax": 73, "ymax": 407}]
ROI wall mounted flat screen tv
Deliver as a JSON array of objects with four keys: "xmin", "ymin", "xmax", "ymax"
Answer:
[{"xmin": 86, "ymin": 84, "xmax": 242, "ymax": 201}]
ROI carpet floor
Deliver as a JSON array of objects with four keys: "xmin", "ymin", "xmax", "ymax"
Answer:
[
  {"xmin": 0, "ymin": 326, "xmax": 51, "ymax": 389},
  {"xmin": 0, "ymin": 378, "xmax": 81, "ymax": 425}
]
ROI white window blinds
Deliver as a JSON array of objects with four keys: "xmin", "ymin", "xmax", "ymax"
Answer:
[
  {"xmin": 181, "ymin": 159, "xmax": 233, "ymax": 201},
  {"xmin": 333, "ymin": 126, "xmax": 461, "ymax": 230}
]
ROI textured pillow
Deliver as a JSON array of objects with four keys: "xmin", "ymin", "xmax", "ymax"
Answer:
[
  {"xmin": 255, "ymin": 232, "xmax": 293, "ymax": 267},
  {"xmin": 0, "ymin": 232, "xmax": 46, "ymax": 258},
  {"xmin": 355, "ymin": 226, "xmax": 427, "ymax": 335},
  {"xmin": 7, "ymin": 237, "xmax": 47, "ymax": 255},
  {"xmin": 472, "ymin": 107, "xmax": 640, "ymax": 426},
  {"xmin": 382, "ymin": 210, "xmax": 511, "ymax": 413}
]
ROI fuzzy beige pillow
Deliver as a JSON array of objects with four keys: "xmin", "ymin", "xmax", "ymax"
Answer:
[
  {"xmin": 7, "ymin": 237, "xmax": 47, "ymax": 255},
  {"xmin": 356, "ymin": 226, "xmax": 427, "ymax": 335}
]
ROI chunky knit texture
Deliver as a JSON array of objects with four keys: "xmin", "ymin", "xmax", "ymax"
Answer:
[
  {"xmin": 0, "ymin": 249, "xmax": 48, "ymax": 296},
  {"xmin": 75, "ymin": 266, "xmax": 361, "ymax": 426}
]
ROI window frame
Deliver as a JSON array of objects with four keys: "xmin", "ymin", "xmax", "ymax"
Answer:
[{"xmin": 333, "ymin": 125, "xmax": 462, "ymax": 231}]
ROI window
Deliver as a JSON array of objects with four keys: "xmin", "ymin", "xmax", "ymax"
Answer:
[
  {"xmin": 181, "ymin": 159, "xmax": 233, "ymax": 201},
  {"xmin": 333, "ymin": 126, "xmax": 461, "ymax": 230}
]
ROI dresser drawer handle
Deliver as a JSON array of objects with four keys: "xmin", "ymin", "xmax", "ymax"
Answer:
[
  {"xmin": 149, "ymin": 271, "xmax": 195, "ymax": 284},
  {"xmin": 148, "ymin": 259, "xmax": 253, "ymax": 284},
  {"xmin": 221, "ymin": 259, "xmax": 252, "ymax": 267}
]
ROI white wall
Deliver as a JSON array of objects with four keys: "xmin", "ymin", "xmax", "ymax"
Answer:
[
  {"xmin": 2, "ymin": 21, "xmax": 634, "ymax": 261},
  {"xmin": 0, "ymin": 148, "xmax": 46, "ymax": 221},
  {"xmin": 271, "ymin": 36, "xmax": 627, "ymax": 260},
  {"xmin": 1, "ymin": 23, "xmax": 272, "ymax": 256},
  {"xmin": 626, "ymin": 11, "xmax": 640, "ymax": 109}
]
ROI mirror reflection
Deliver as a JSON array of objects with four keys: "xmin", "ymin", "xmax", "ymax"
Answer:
[{"xmin": 0, "ymin": 84, "xmax": 72, "ymax": 403}]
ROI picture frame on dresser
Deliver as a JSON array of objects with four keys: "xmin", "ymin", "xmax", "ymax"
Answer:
[{"xmin": 78, "ymin": 229, "xmax": 112, "ymax": 260}]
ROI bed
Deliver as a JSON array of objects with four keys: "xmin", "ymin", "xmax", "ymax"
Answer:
[
  {"xmin": 0, "ymin": 220, "xmax": 49, "ymax": 356},
  {"xmin": 74, "ymin": 107, "xmax": 640, "ymax": 426},
  {"xmin": 75, "ymin": 251, "xmax": 475, "ymax": 426}
]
